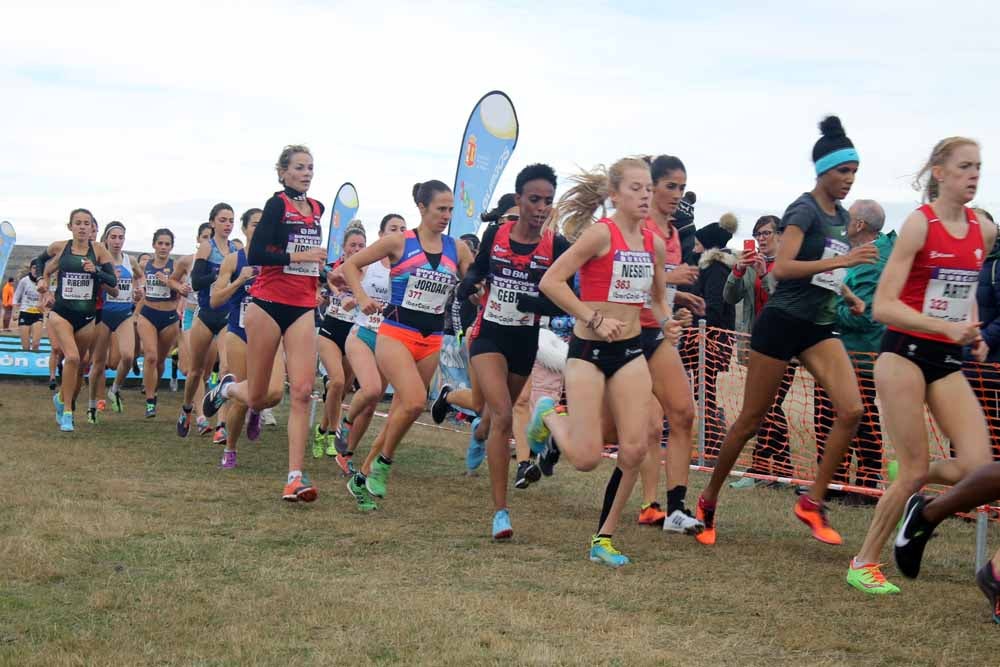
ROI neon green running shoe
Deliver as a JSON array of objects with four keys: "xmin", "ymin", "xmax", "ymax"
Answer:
[
  {"xmin": 347, "ymin": 474, "xmax": 378, "ymax": 512},
  {"xmin": 311, "ymin": 425, "xmax": 325, "ymax": 459},
  {"xmin": 365, "ymin": 458, "xmax": 391, "ymax": 498},
  {"xmin": 324, "ymin": 430, "xmax": 338, "ymax": 457},
  {"xmin": 846, "ymin": 562, "xmax": 900, "ymax": 595}
]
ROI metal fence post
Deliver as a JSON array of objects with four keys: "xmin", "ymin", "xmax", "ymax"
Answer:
[
  {"xmin": 976, "ymin": 506, "xmax": 989, "ymax": 573},
  {"xmin": 697, "ymin": 319, "xmax": 706, "ymax": 468}
]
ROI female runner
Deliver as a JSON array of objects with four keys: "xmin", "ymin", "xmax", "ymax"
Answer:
[{"xmin": 137, "ymin": 229, "xmax": 182, "ymax": 418}]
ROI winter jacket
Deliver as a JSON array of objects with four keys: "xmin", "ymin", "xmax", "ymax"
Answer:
[
  {"xmin": 835, "ymin": 231, "xmax": 896, "ymax": 373},
  {"xmin": 723, "ymin": 261, "xmax": 778, "ymax": 335},
  {"xmin": 978, "ymin": 247, "xmax": 1000, "ymax": 364},
  {"xmin": 697, "ymin": 248, "xmax": 737, "ymax": 331}
]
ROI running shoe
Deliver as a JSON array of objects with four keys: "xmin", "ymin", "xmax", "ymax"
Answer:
[
  {"xmin": 282, "ymin": 474, "xmax": 317, "ymax": 503},
  {"xmin": 312, "ymin": 425, "xmax": 326, "ymax": 459},
  {"xmin": 637, "ymin": 502, "xmax": 667, "ymax": 526},
  {"xmin": 59, "ymin": 411, "xmax": 74, "ymax": 432},
  {"xmin": 262, "ymin": 408, "xmax": 277, "ymax": 426},
  {"xmin": 107, "ymin": 387, "xmax": 123, "ymax": 413},
  {"xmin": 431, "ymin": 384, "xmax": 452, "ymax": 424},
  {"xmin": 334, "ymin": 421, "xmax": 350, "ymax": 456},
  {"xmin": 894, "ymin": 494, "xmax": 935, "ymax": 579},
  {"xmin": 48, "ymin": 377, "xmax": 57, "ymax": 391},
  {"xmin": 695, "ymin": 496, "xmax": 717, "ymax": 545},
  {"xmin": 846, "ymin": 561, "xmax": 900, "ymax": 595},
  {"xmin": 975, "ymin": 562, "xmax": 1000, "ymax": 624},
  {"xmin": 794, "ymin": 495, "xmax": 842, "ymax": 545},
  {"xmin": 729, "ymin": 476, "xmax": 758, "ymax": 490},
  {"xmin": 335, "ymin": 453, "xmax": 355, "ymax": 477},
  {"xmin": 145, "ymin": 400, "xmax": 157, "ymax": 419},
  {"xmin": 589, "ymin": 536, "xmax": 630, "ymax": 568},
  {"xmin": 526, "ymin": 397, "xmax": 556, "ymax": 455},
  {"xmin": 208, "ymin": 371, "xmax": 219, "ymax": 389},
  {"xmin": 664, "ymin": 508, "xmax": 706, "ymax": 535},
  {"xmin": 213, "ymin": 425, "xmax": 228, "ymax": 446},
  {"xmin": 219, "ymin": 450, "xmax": 237, "ymax": 469},
  {"xmin": 347, "ymin": 474, "xmax": 377, "ymax": 512},
  {"xmin": 87, "ymin": 407, "xmax": 98, "ymax": 424},
  {"xmin": 245, "ymin": 410, "xmax": 262, "ymax": 441},
  {"xmin": 466, "ymin": 417, "xmax": 486, "ymax": 472},
  {"xmin": 177, "ymin": 408, "xmax": 193, "ymax": 438},
  {"xmin": 492, "ymin": 509, "xmax": 513, "ymax": 540},
  {"xmin": 196, "ymin": 415, "xmax": 212, "ymax": 436},
  {"xmin": 514, "ymin": 460, "xmax": 541, "ymax": 489},
  {"xmin": 366, "ymin": 458, "xmax": 391, "ymax": 498},
  {"xmin": 53, "ymin": 392, "xmax": 65, "ymax": 424},
  {"xmin": 169, "ymin": 377, "xmax": 178, "ymax": 392},
  {"xmin": 202, "ymin": 373, "xmax": 234, "ymax": 419},
  {"xmin": 538, "ymin": 440, "xmax": 560, "ymax": 477},
  {"xmin": 324, "ymin": 430, "xmax": 338, "ymax": 457}
]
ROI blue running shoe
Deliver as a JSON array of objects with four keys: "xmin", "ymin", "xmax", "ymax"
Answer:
[
  {"xmin": 53, "ymin": 393, "xmax": 65, "ymax": 424},
  {"xmin": 589, "ymin": 536, "xmax": 630, "ymax": 568},
  {"xmin": 203, "ymin": 373, "xmax": 234, "ymax": 419},
  {"xmin": 492, "ymin": 509, "xmax": 513, "ymax": 540},
  {"xmin": 527, "ymin": 397, "xmax": 557, "ymax": 455},
  {"xmin": 60, "ymin": 411, "xmax": 75, "ymax": 433},
  {"xmin": 466, "ymin": 417, "xmax": 486, "ymax": 471}
]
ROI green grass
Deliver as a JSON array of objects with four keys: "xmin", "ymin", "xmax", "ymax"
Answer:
[{"xmin": 2, "ymin": 381, "xmax": 1000, "ymax": 666}]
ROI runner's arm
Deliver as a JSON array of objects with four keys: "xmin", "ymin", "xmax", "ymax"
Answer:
[{"xmin": 247, "ymin": 197, "xmax": 291, "ymax": 266}]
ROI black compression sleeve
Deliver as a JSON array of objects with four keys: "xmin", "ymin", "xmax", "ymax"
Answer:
[
  {"xmin": 456, "ymin": 224, "xmax": 496, "ymax": 301},
  {"xmin": 96, "ymin": 263, "xmax": 118, "ymax": 288},
  {"xmin": 247, "ymin": 196, "xmax": 290, "ymax": 266},
  {"xmin": 191, "ymin": 258, "xmax": 214, "ymax": 291}
]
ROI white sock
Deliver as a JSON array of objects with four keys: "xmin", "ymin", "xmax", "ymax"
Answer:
[
  {"xmin": 221, "ymin": 383, "xmax": 233, "ymax": 399},
  {"xmin": 851, "ymin": 557, "xmax": 871, "ymax": 569},
  {"xmin": 111, "ymin": 383, "xmax": 119, "ymax": 394},
  {"xmin": 89, "ymin": 399, "xmax": 97, "ymax": 409},
  {"xmin": 287, "ymin": 470, "xmax": 302, "ymax": 484}
]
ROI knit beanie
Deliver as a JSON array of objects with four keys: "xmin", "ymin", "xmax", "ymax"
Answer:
[
  {"xmin": 812, "ymin": 116, "xmax": 859, "ymax": 176},
  {"xmin": 695, "ymin": 213, "xmax": 738, "ymax": 250}
]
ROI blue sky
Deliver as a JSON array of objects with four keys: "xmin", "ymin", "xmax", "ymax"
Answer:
[{"xmin": 2, "ymin": 0, "xmax": 998, "ymax": 253}]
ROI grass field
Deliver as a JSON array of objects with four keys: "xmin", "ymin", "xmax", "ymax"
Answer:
[{"xmin": 3, "ymin": 380, "xmax": 1000, "ymax": 666}]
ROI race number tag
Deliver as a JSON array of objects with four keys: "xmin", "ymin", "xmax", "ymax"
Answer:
[
  {"xmin": 146, "ymin": 274, "xmax": 170, "ymax": 299},
  {"xmin": 810, "ymin": 238, "xmax": 849, "ymax": 292},
  {"xmin": 106, "ymin": 278, "xmax": 132, "ymax": 303},
  {"xmin": 644, "ymin": 263, "xmax": 678, "ymax": 312},
  {"xmin": 608, "ymin": 250, "xmax": 653, "ymax": 304},
  {"xmin": 238, "ymin": 296, "xmax": 251, "ymax": 329},
  {"xmin": 61, "ymin": 272, "xmax": 94, "ymax": 301},
  {"xmin": 922, "ymin": 268, "xmax": 978, "ymax": 322},
  {"xmin": 326, "ymin": 290, "xmax": 357, "ymax": 323},
  {"xmin": 284, "ymin": 229, "xmax": 322, "ymax": 277},
  {"xmin": 365, "ymin": 300, "xmax": 386, "ymax": 331},
  {"xmin": 402, "ymin": 268, "xmax": 455, "ymax": 314},
  {"xmin": 484, "ymin": 276, "xmax": 536, "ymax": 326}
]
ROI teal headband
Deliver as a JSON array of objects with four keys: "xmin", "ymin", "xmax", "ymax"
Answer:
[{"xmin": 815, "ymin": 148, "xmax": 860, "ymax": 176}]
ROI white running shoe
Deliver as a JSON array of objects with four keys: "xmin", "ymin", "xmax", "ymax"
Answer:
[
  {"xmin": 663, "ymin": 508, "xmax": 705, "ymax": 535},
  {"xmin": 261, "ymin": 408, "xmax": 277, "ymax": 426}
]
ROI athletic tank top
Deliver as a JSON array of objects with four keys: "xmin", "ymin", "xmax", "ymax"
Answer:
[
  {"xmin": 356, "ymin": 260, "xmax": 391, "ymax": 331},
  {"xmin": 578, "ymin": 219, "xmax": 655, "ymax": 305},
  {"xmin": 104, "ymin": 258, "xmax": 134, "ymax": 312},
  {"xmin": 640, "ymin": 217, "xmax": 682, "ymax": 328},
  {"xmin": 198, "ymin": 238, "xmax": 237, "ymax": 311},
  {"xmin": 227, "ymin": 249, "xmax": 256, "ymax": 335},
  {"xmin": 55, "ymin": 241, "xmax": 99, "ymax": 314},
  {"xmin": 471, "ymin": 222, "xmax": 556, "ymax": 335},
  {"xmin": 144, "ymin": 258, "xmax": 176, "ymax": 303},
  {"xmin": 250, "ymin": 192, "xmax": 323, "ymax": 308},
  {"xmin": 384, "ymin": 229, "xmax": 459, "ymax": 333},
  {"xmin": 891, "ymin": 204, "xmax": 984, "ymax": 343}
]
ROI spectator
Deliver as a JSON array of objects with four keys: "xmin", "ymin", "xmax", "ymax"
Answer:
[
  {"xmin": 2, "ymin": 277, "xmax": 14, "ymax": 330},
  {"xmin": 814, "ymin": 199, "xmax": 895, "ymax": 504},
  {"xmin": 691, "ymin": 213, "xmax": 738, "ymax": 456},
  {"xmin": 724, "ymin": 215, "xmax": 796, "ymax": 486},
  {"xmin": 970, "ymin": 208, "xmax": 1000, "ymax": 458}
]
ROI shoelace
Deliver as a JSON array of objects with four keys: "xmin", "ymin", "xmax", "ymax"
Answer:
[
  {"xmin": 595, "ymin": 539, "xmax": 622, "ymax": 556},
  {"xmin": 861, "ymin": 563, "xmax": 889, "ymax": 584}
]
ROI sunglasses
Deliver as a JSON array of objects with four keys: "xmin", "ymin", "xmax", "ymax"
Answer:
[{"xmin": 501, "ymin": 214, "xmax": 520, "ymax": 222}]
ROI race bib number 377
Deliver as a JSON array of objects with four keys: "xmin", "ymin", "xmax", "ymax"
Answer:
[{"xmin": 402, "ymin": 268, "xmax": 455, "ymax": 314}]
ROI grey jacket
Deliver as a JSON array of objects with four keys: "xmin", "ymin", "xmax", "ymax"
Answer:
[{"xmin": 723, "ymin": 262, "xmax": 777, "ymax": 335}]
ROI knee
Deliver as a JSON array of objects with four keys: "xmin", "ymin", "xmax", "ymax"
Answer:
[
  {"xmin": 397, "ymin": 397, "xmax": 425, "ymax": 422},
  {"xmin": 667, "ymin": 402, "xmax": 696, "ymax": 431},
  {"xmin": 574, "ymin": 451, "xmax": 603, "ymax": 473},
  {"xmin": 120, "ymin": 351, "xmax": 135, "ymax": 367},
  {"xmin": 288, "ymin": 381, "xmax": 313, "ymax": 406},
  {"xmin": 327, "ymin": 377, "xmax": 345, "ymax": 397},
  {"xmin": 489, "ymin": 411, "xmax": 513, "ymax": 436},
  {"xmin": 62, "ymin": 351, "xmax": 81, "ymax": 367},
  {"xmin": 264, "ymin": 388, "xmax": 284, "ymax": 407},
  {"xmin": 838, "ymin": 401, "xmax": 864, "ymax": 428},
  {"xmin": 617, "ymin": 443, "xmax": 647, "ymax": 469}
]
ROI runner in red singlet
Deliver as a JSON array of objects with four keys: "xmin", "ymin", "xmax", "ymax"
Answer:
[{"xmin": 848, "ymin": 137, "xmax": 996, "ymax": 595}]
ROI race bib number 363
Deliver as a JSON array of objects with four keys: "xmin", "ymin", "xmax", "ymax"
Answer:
[
  {"xmin": 922, "ymin": 268, "xmax": 978, "ymax": 322},
  {"xmin": 811, "ymin": 238, "xmax": 849, "ymax": 293},
  {"xmin": 402, "ymin": 268, "xmax": 455, "ymax": 314},
  {"xmin": 608, "ymin": 251, "xmax": 653, "ymax": 304}
]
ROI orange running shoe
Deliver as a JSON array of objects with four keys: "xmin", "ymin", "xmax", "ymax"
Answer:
[
  {"xmin": 637, "ymin": 502, "xmax": 666, "ymax": 526},
  {"xmin": 283, "ymin": 474, "xmax": 318, "ymax": 503},
  {"xmin": 794, "ymin": 495, "xmax": 842, "ymax": 545},
  {"xmin": 695, "ymin": 496, "xmax": 716, "ymax": 545}
]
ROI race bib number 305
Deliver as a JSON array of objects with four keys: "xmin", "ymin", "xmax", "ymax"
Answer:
[
  {"xmin": 61, "ymin": 272, "xmax": 94, "ymax": 301},
  {"xmin": 811, "ymin": 238, "xmax": 849, "ymax": 293},
  {"xmin": 609, "ymin": 250, "xmax": 653, "ymax": 304},
  {"xmin": 402, "ymin": 268, "xmax": 455, "ymax": 314},
  {"xmin": 484, "ymin": 277, "xmax": 536, "ymax": 326},
  {"xmin": 922, "ymin": 268, "xmax": 977, "ymax": 322}
]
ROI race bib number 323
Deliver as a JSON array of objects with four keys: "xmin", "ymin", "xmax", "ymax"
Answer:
[{"xmin": 922, "ymin": 268, "xmax": 977, "ymax": 322}]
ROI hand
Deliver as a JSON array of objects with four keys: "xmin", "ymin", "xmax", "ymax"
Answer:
[
  {"xmin": 843, "ymin": 244, "xmax": 878, "ymax": 268},
  {"xmin": 341, "ymin": 296, "xmax": 357, "ymax": 311},
  {"xmin": 752, "ymin": 254, "xmax": 767, "ymax": 277},
  {"xmin": 81, "ymin": 259, "xmax": 97, "ymax": 273},
  {"xmin": 593, "ymin": 316, "xmax": 624, "ymax": 342},
  {"xmin": 172, "ymin": 274, "xmax": 192, "ymax": 296},
  {"xmin": 133, "ymin": 285, "xmax": 145, "ymax": 302},
  {"xmin": 971, "ymin": 339, "xmax": 989, "ymax": 363},
  {"xmin": 674, "ymin": 307, "xmax": 693, "ymax": 328},
  {"xmin": 358, "ymin": 296, "xmax": 380, "ymax": 315},
  {"xmin": 666, "ymin": 264, "xmax": 698, "ymax": 286},
  {"xmin": 845, "ymin": 293, "xmax": 866, "ymax": 315},
  {"xmin": 238, "ymin": 266, "xmax": 256, "ymax": 283},
  {"xmin": 942, "ymin": 320, "xmax": 982, "ymax": 346},
  {"xmin": 295, "ymin": 247, "xmax": 328, "ymax": 264},
  {"xmin": 662, "ymin": 317, "xmax": 683, "ymax": 345},
  {"xmin": 36, "ymin": 281, "xmax": 48, "ymax": 295},
  {"xmin": 328, "ymin": 267, "xmax": 347, "ymax": 289},
  {"xmin": 735, "ymin": 251, "xmax": 757, "ymax": 270},
  {"xmin": 40, "ymin": 292, "xmax": 54, "ymax": 309},
  {"xmin": 675, "ymin": 292, "xmax": 706, "ymax": 316},
  {"xmin": 469, "ymin": 283, "xmax": 485, "ymax": 306}
]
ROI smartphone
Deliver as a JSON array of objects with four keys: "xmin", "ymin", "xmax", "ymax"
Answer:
[{"xmin": 743, "ymin": 239, "xmax": 756, "ymax": 254}]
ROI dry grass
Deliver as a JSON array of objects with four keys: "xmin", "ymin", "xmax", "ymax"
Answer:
[{"xmin": 2, "ymin": 380, "xmax": 1000, "ymax": 666}]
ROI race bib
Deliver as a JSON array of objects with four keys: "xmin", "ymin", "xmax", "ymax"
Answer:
[
  {"xmin": 326, "ymin": 290, "xmax": 356, "ymax": 323},
  {"xmin": 810, "ymin": 238, "xmax": 850, "ymax": 292},
  {"xmin": 238, "ymin": 296, "xmax": 251, "ymax": 329},
  {"xmin": 402, "ymin": 268, "xmax": 455, "ymax": 314},
  {"xmin": 608, "ymin": 250, "xmax": 653, "ymax": 304},
  {"xmin": 61, "ymin": 272, "xmax": 94, "ymax": 301},
  {"xmin": 363, "ymin": 300, "xmax": 386, "ymax": 331},
  {"xmin": 284, "ymin": 231, "xmax": 322, "ymax": 277},
  {"xmin": 106, "ymin": 277, "xmax": 132, "ymax": 303},
  {"xmin": 484, "ymin": 276, "xmax": 536, "ymax": 326},
  {"xmin": 922, "ymin": 268, "xmax": 978, "ymax": 322},
  {"xmin": 145, "ymin": 276, "xmax": 170, "ymax": 299},
  {"xmin": 644, "ymin": 263, "xmax": 678, "ymax": 312}
]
